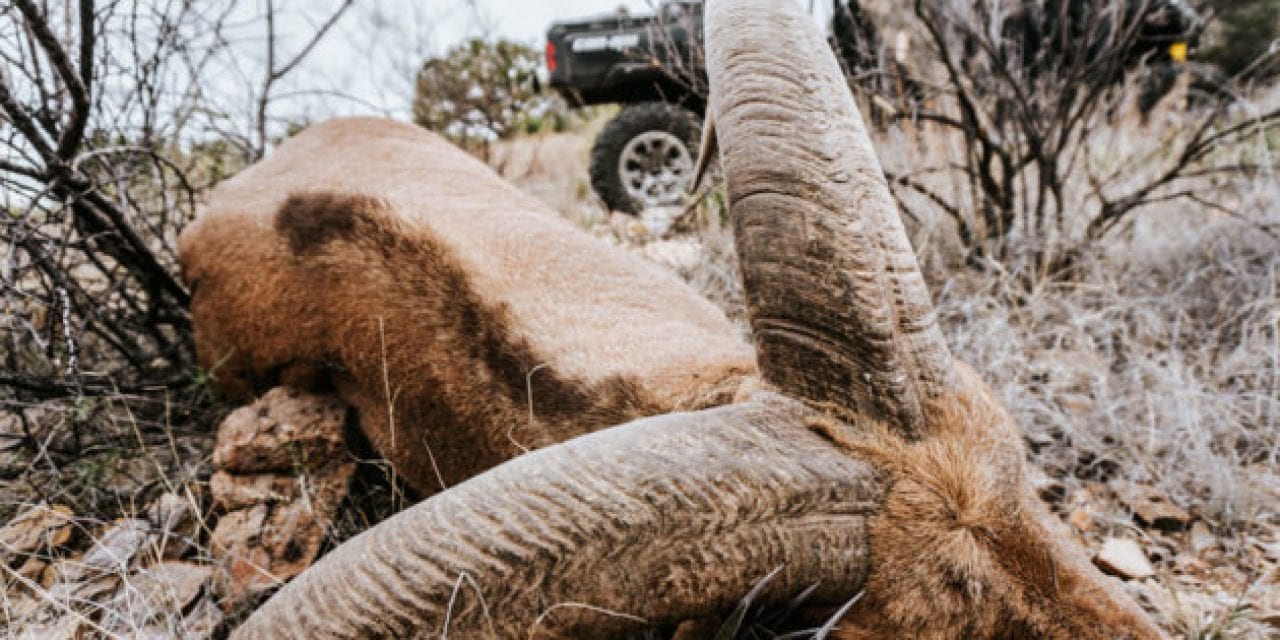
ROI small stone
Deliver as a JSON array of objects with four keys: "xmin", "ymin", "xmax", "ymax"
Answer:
[
  {"xmin": 182, "ymin": 596, "xmax": 225, "ymax": 639},
  {"xmin": 14, "ymin": 554, "xmax": 47, "ymax": 582},
  {"xmin": 1131, "ymin": 496, "xmax": 1187, "ymax": 532},
  {"xmin": 1055, "ymin": 393, "xmax": 1094, "ymax": 417},
  {"xmin": 148, "ymin": 492, "xmax": 201, "ymax": 560},
  {"xmin": 0, "ymin": 503, "xmax": 75, "ymax": 565},
  {"xmin": 210, "ymin": 463, "xmax": 354, "ymax": 513},
  {"xmin": 1188, "ymin": 521, "xmax": 1216, "ymax": 555},
  {"xmin": 1254, "ymin": 538, "xmax": 1280, "ymax": 562},
  {"xmin": 1258, "ymin": 610, "xmax": 1280, "ymax": 630},
  {"xmin": 16, "ymin": 619, "xmax": 83, "ymax": 640},
  {"xmin": 1030, "ymin": 468, "xmax": 1065, "ymax": 505},
  {"xmin": 213, "ymin": 499, "xmax": 333, "ymax": 606},
  {"xmin": 1094, "ymin": 538, "xmax": 1156, "ymax": 580},
  {"xmin": 127, "ymin": 561, "xmax": 212, "ymax": 611},
  {"xmin": 44, "ymin": 566, "xmax": 122, "ymax": 604},
  {"xmin": 1117, "ymin": 486, "xmax": 1191, "ymax": 532},
  {"xmin": 82, "ymin": 519, "xmax": 154, "ymax": 573},
  {"xmin": 213, "ymin": 388, "xmax": 348, "ymax": 474},
  {"xmin": 210, "ymin": 471, "xmax": 303, "ymax": 511},
  {"xmin": 1068, "ymin": 508, "xmax": 1095, "ymax": 532}
]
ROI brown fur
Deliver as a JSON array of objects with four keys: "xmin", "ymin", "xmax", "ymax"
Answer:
[
  {"xmin": 178, "ymin": 118, "xmax": 756, "ymax": 493},
  {"xmin": 806, "ymin": 365, "xmax": 1164, "ymax": 639}
]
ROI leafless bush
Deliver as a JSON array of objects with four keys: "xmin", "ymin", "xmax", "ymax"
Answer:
[
  {"xmin": 0, "ymin": 0, "xmax": 350, "ymax": 404},
  {"xmin": 888, "ymin": 0, "xmax": 1280, "ymax": 277},
  {"xmin": 0, "ymin": 0, "xmax": 355, "ymax": 527}
]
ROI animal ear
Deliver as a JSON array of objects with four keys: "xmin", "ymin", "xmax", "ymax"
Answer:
[{"xmin": 705, "ymin": 0, "xmax": 956, "ymax": 439}]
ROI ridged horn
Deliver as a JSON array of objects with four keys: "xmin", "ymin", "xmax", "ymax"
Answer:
[
  {"xmin": 233, "ymin": 394, "xmax": 882, "ymax": 639},
  {"xmin": 706, "ymin": 0, "xmax": 955, "ymax": 438}
]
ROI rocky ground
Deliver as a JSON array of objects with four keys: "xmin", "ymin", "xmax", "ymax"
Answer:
[{"xmin": 5, "ymin": 383, "xmax": 1275, "ymax": 639}]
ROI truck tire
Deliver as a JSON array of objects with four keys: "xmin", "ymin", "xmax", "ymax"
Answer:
[{"xmin": 590, "ymin": 102, "xmax": 701, "ymax": 214}]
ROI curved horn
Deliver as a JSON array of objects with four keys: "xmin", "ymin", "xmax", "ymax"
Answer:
[
  {"xmin": 234, "ymin": 394, "xmax": 881, "ymax": 638},
  {"xmin": 706, "ymin": 0, "xmax": 954, "ymax": 438}
]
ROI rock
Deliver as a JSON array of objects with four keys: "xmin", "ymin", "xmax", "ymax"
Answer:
[
  {"xmin": 43, "ymin": 565, "xmax": 123, "ymax": 606},
  {"xmin": 209, "ymin": 505, "xmax": 273, "ymax": 610},
  {"xmin": 81, "ymin": 518, "xmax": 153, "ymax": 573},
  {"xmin": 105, "ymin": 561, "xmax": 213, "ymax": 630},
  {"xmin": 1259, "ymin": 610, "xmax": 1280, "ymax": 630},
  {"xmin": 210, "ymin": 471, "xmax": 302, "ymax": 510},
  {"xmin": 147, "ymin": 492, "xmax": 201, "ymax": 560},
  {"xmin": 210, "ymin": 459, "xmax": 355, "ymax": 612},
  {"xmin": 0, "ymin": 503, "xmax": 76, "ymax": 563},
  {"xmin": 2, "ymin": 591, "xmax": 43, "ymax": 624},
  {"xmin": 1068, "ymin": 508, "xmax": 1095, "ymax": 532},
  {"xmin": 213, "ymin": 388, "xmax": 348, "ymax": 473},
  {"xmin": 1094, "ymin": 538, "xmax": 1156, "ymax": 580},
  {"xmin": 1034, "ymin": 350, "xmax": 1106, "ymax": 394},
  {"xmin": 126, "ymin": 560, "xmax": 212, "ymax": 611},
  {"xmin": 1028, "ymin": 467, "xmax": 1065, "ymax": 505},
  {"xmin": 14, "ymin": 554, "xmax": 47, "ymax": 582},
  {"xmin": 1117, "ymin": 485, "xmax": 1191, "ymax": 532},
  {"xmin": 1188, "ymin": 521, "xmax": 1216, "ymax": 555},
  {"xmin": 13, "ymin": 619, "xmax": 83, "ymax": 639},
  {"xmin": 211, "ymin": 501, "xmax": 328, "ymax": 611},
  {"xmin": 0, "ymin": 415, "xmax": 26, "ymax": 480},
  {"xmin": 181, "ymin": 596, "xmax": 225, "ymax": 639},
  {"xmin": 211, "ymin": 463, "xmax": 354, "ymax": 513},
  {"xmin": 207, "ymin": 387, "xmax": 356, "ymax": 612}
]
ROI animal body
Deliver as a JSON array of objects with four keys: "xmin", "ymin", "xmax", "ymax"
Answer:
[
  {"xmin": 178, "ymin": 118, "xmax": 755, "ymax": 493},
  {"xmin": 187, "ymin": 0, "xmax": 1170, "ymax": 637}
]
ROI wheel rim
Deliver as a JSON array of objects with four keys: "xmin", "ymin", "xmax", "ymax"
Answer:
[{"xmin": 618, "ymin": 130, "xmax": 693, "ymax": 209}]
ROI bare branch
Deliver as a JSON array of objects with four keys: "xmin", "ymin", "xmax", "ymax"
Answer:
[{"xmin": 12, "ymin": 0, "xmax": 92, "ymax": 159}]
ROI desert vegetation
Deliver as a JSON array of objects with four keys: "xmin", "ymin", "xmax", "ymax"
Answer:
[{"xmin": 2, "ymin": 0, "xmax": 1279, "ymax": 637}]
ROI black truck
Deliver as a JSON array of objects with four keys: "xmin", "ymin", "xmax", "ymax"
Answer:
[
  {"xmin": 546, "ymin": 1, "xmax": 893, "ymax": 214},
  {"xmin": 546, "ymin": 1, "xmax": 708, "ymax": 214},
  {"xmin": 546, "ymin": 1, "xmax": 1202, "ymax": 214}
]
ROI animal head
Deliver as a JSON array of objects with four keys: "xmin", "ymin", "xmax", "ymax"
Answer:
[{"xmin": 225, "ymin": 0, "xmax": 1165, "ymax": 637}]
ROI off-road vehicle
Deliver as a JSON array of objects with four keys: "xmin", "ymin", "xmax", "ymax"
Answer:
[
  {"xmin": 546, "ymin": 0, "xmax": 1202, "ymax": 214},
  {"xmin": 546, "ymin": 1, "xmax": 706, "ymax": 214}
]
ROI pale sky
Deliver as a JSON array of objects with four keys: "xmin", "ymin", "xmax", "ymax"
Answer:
[
  {"xmin": 436, "ymin": 0, "xmax": 654, "ymax": 46},
  {"xmin": 220, "ymin": 0, "xmax": 812, "ymax": 134},
  {"xmin": 272, "ymin": 0, "xmax": 656, "ymax": 121}
]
